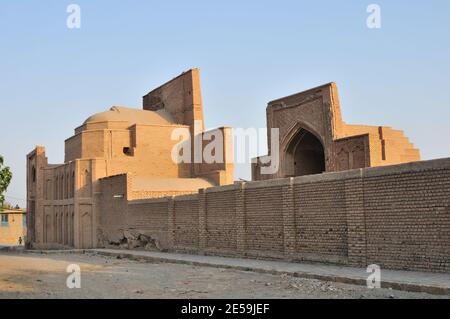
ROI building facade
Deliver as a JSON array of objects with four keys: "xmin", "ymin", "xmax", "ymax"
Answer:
[
  {"xmin": 25, "ymin": 69, "xmax": 450, "ymax": 275},
  {"xmin": 27, "ymin": 69, "xmax": 233, "ymax": 249},
  {"xmin": 252, "ymin": 83, "xmax": 420, "ymax": 180},
  {"xmin": 0, "ymin": 208, "xmax": 27, "ymax": 246}
]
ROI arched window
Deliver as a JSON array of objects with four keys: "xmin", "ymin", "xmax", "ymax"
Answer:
[
  {"xmin": 71, "ymin": 171, "xmax": 75, "ymax": 198},
  {"xmin": 32, "ymin": 166, "xmax": 36, "ymax": 183},
  {"xmin": 55, "ymin": 176, "xmax": 59, "ymax": 200},
  {"xmin": 61, "ymin": 174, "xmax": 65, "ymax": 200},
  {"xmin": 65, "ymin": 173, "xmax": 69, "ymax": 199}
]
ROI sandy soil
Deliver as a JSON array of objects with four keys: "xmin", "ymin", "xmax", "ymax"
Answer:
[{"xmin": 0, "ymin": 252, "xmax": 447, "ymax": 299}]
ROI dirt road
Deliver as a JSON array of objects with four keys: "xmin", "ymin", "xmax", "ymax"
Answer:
[{"xmin": 0, "ymin": 252, "xmax": 447, "ymax": 299}]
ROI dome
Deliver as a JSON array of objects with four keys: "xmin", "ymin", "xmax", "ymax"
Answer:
[{"xmin": 83, "ymin": 106, "xmax": 175, "ymax": 126}]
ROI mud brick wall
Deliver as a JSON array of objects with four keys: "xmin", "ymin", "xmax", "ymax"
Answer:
[
  {"xmin": 98, "ymin": 174, "xmax": 129, "ymax": 243},
  {"xmin": 205, "ymin": 189, "xmax": 237, "ymax": 251},
  {"xmin": 98, "ymin": 158, "xmax": 450, "ymax": 274},
  {"xmin": 244, "ymin": 184, "xmax": 284, "ymax": 257},
  {"xmin": 294, "ymin": 178, "xmax": 348, "ymax": 264},
  {"xmin": 363, "ymin": 164, "xmax": 450, "ymax": 273},
  {"xmin": 173, "ymin": 195, "xmax": 199, "ymax": 249},
  {"xmin": 127, "ymin": 199, "xmax": 169, "ymax": 248}
]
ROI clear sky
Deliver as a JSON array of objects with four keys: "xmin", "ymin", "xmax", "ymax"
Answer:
[{"xmin": 1, "ymin": 1, "xmax": 449, "ymax": 208}]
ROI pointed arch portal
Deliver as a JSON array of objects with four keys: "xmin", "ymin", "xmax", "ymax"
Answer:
[{"xmin": 284, "ymin": 127, "xmax": 325, "ymax": 177}]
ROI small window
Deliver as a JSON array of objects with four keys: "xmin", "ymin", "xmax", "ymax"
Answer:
[
  {"xmin": 23, "ymin": 214, "xmax": 27, "ymax": 228},
  {"xmin": 1, "ymin": 214, "xmax": 9, "ymax": 227},
  {"xmin": 123, "ymin": 147, "xmax": 132, "ymax": 156}
]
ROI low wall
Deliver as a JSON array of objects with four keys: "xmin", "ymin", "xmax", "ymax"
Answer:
[{"xmin": 99, "ymin": 158, "xmax": 450, "ymax": 273}]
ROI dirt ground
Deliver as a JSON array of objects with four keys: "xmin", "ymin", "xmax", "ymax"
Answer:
[{"xmin": 0, "ymin": 252, "xmax": 447, "ymax": 299}]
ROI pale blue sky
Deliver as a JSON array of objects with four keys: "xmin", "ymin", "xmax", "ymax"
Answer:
[{"xmin": 1, "ymin": 1, "xmax": 449, "ymax": 207}]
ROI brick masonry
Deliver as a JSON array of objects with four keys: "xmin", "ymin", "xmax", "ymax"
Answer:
[
  {"xmin": 252, "ymin": 82, "xmax": 421, "ymax": 180},
  {"xmin": 98, "ymin": 157, "xmax": 450, "ymax": 274}
]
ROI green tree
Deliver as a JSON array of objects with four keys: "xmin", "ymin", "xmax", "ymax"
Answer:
[{"xmin": 0, "ymin": 155, "xmax": 13, "ymax": 208}]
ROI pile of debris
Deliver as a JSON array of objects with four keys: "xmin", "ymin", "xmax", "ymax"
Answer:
[{"xmin": 99, "ymin": 229, "xmax": 163, "ymax": 251}]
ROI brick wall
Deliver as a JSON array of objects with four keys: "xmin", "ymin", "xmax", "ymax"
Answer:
[
  {"xmin": 363, "ymin": 165, "xmax": 450, "ymax": 273},
  {"xmin": 204, "ymin": 190, "xmax": 236, "ymax": 250},
  {"xmin": 173, "ymin": 195, "xmax": 199, "ymax": 249},
  {"xmin": 98, "ymin": 158, "xmax": 450, "ymax": 274},
  {"xmin": 127, "ymin": 200, "xmax": 169, "ymax": 248},
  {"xmin": 98, "ymin": 174, "xmax": 128, "ymax": 244},
  {"xmin": 294, "ymin": 178, "xmax": 348, "ymax": 263},
  {"xmin": 245, "ymin": 185, "xmax": 284, "ymax": 257}
]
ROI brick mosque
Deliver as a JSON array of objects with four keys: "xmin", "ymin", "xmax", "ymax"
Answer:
[{"xmin": 27, "ymin": 69, "xmax": 450, "ymax": 273}]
